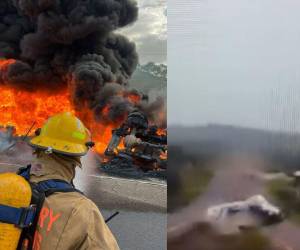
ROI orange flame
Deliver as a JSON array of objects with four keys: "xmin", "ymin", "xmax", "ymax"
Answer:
[
  {"xmin": 0, "ymin": 58, "xmax": 167, "ymax": 157},
  {"xmin": 157, "ymin": 128, "xmax": 167, "ymax": 136},
  {"xmin": 0, "ymin": 86, "xmax": 74, "ymax": 133},
  {"xmin": 160, "ymin": 150, "xmax": 167, "ymax": 160},
  {"xmin": 126, "ymin": 93, "xmax": 141, "ymax": 105},
  {"xmin": 0, "ymin": 58, "xmax": 121, "ymax": 154}
]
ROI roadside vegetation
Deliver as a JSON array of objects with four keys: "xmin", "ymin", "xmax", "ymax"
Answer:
[
  {"xmin": 179, "ymin": 166, "xmax": 213, "ymax": 206},
  {"xmin": 267, "ymin": 178, "xmax": 300, "ymax": 224},
  {"xmin": 168, "ymin": 146, "xmax": 214, "ymax": 212}
]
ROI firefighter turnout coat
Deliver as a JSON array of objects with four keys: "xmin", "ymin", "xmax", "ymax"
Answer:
[{"xmin": 26, "ymin": 152, "xmax": 120, "ymax": 250}]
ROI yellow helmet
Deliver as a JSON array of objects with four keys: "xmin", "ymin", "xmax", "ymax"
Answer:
[{"xmin": 29, "ymin": 112, "xmax": 94, "ymax": 156}]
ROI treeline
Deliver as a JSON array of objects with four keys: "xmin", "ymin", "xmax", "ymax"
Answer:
[{"xmin": 169, "ymin": 125, "xmax": 300, "ymax": 174}]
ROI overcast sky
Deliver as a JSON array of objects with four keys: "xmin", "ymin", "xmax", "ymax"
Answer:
[
  {"xmin": 168, "ymin": 0, "xmax": 300, "ymax": 133},
  {"xmin": 121, "ymin": 0, "xmax": 167, "ymax": 64}
]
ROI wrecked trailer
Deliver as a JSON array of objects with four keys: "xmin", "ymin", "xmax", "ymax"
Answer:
[{"xmin": 100, "ymin": 111, "xmax": 167, "ymax": 179}]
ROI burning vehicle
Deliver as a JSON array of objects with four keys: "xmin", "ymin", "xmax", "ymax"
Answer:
[
  {"xmin": 0, "ymin": 1, "xmax": 166, "ymax": 157},
  {"xmin": 101, "ymin": 110, "xmax": 167, "ymax": 176},
  {"xmin": 206, "ymin": 195, "xmax": 284, "ymax": 232}
]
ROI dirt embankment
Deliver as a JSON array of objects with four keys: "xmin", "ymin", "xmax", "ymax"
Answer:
[{"xmin": 168, "ymin": 154, "xmax": 300, "ymax": 250}]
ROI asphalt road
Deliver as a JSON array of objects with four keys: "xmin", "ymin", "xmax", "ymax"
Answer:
[
  {"xmin": 76, "ymin": 153, "xmax": 167, "ymax": 250},
  {"xmin": 81, "ymin": 175, "xmax": 166, "ymax": 250},
  {"xmin": 102, "ymin": 209, "xmax": 166, "ymax": 250}
]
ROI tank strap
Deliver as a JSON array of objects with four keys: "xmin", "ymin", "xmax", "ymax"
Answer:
[
  {"xmin": 0, "ymin": 177, "xmax": 75, "ymax": 229},
  {"xmin": 0, "ymin": 204, "xmax": 36, "ymax": 228},
  {"xmin": 17, "ymin": 165, "xmax": 83, "ymax": 196},
  {"xmin": 17, "ymin": 165, "xmax": 31, "ymax": 181},
  {"xmin": 16, "ymin": 167, "xmax": 83, "ymax": 250},
  {"xmin": 34, "ymin": 179, "xmax": 83, "ymax": 197}
]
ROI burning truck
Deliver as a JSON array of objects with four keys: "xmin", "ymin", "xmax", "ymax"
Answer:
[
  {"xmin": 101, "ymin": 110, "xmax": 167, "ymax": 177},
  {"xmin": 0, "ymin": 0, "xmax": 166, "ymax": 158}
]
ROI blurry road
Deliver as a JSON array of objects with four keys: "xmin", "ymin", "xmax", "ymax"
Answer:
[{"xmin": 168, "ymin": 154, "xmax": 300, "ymax": 250}]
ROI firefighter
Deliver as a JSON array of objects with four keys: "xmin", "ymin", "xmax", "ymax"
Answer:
[{"xmin": 21, "ymin": 112, "xmax": 120, "ymax": 250}]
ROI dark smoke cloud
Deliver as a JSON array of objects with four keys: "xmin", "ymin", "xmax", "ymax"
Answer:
[
  {"xmin": 139, "ymin": 96, "xmax": 166, "ymax": 127},
  {"xmin": 0, "ymin": 0, "xmax": 165, "ymax": 125}
]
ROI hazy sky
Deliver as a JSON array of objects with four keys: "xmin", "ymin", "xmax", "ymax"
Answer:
[
  {"xmin": 168, "ymin": 0, "xmax": 300, "ymax": 132},
  {"xmin": 122, "ymin": 0, "xmax": 167, "ymax": 64}
]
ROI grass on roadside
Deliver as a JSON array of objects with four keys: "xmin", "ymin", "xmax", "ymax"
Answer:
[
  {"xmin": 179, "ymin": 166, "xmax": 213, "ymax": 206},
  {"xmin": 267, "ymin": 177, "xmax": 300, "ymax": 224}
]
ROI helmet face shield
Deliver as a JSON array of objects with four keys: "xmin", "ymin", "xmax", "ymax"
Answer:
[{"xmin": 29, "ymin": 112, "xmax": 92, "ymax": 156}]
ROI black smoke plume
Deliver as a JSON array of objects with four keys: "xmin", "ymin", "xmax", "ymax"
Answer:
[{"xmin": 0, "ymin": 0, "xmax": 163, "ymax": 125}]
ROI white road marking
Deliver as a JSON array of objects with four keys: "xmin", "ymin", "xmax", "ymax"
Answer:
[
  {"xmin": 88, "ymin": 174, "xmax": 167, "ymax": 187},
  {"xmin": 0, "ymin": 162, "xmax": 24, "ymax": 168}
]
